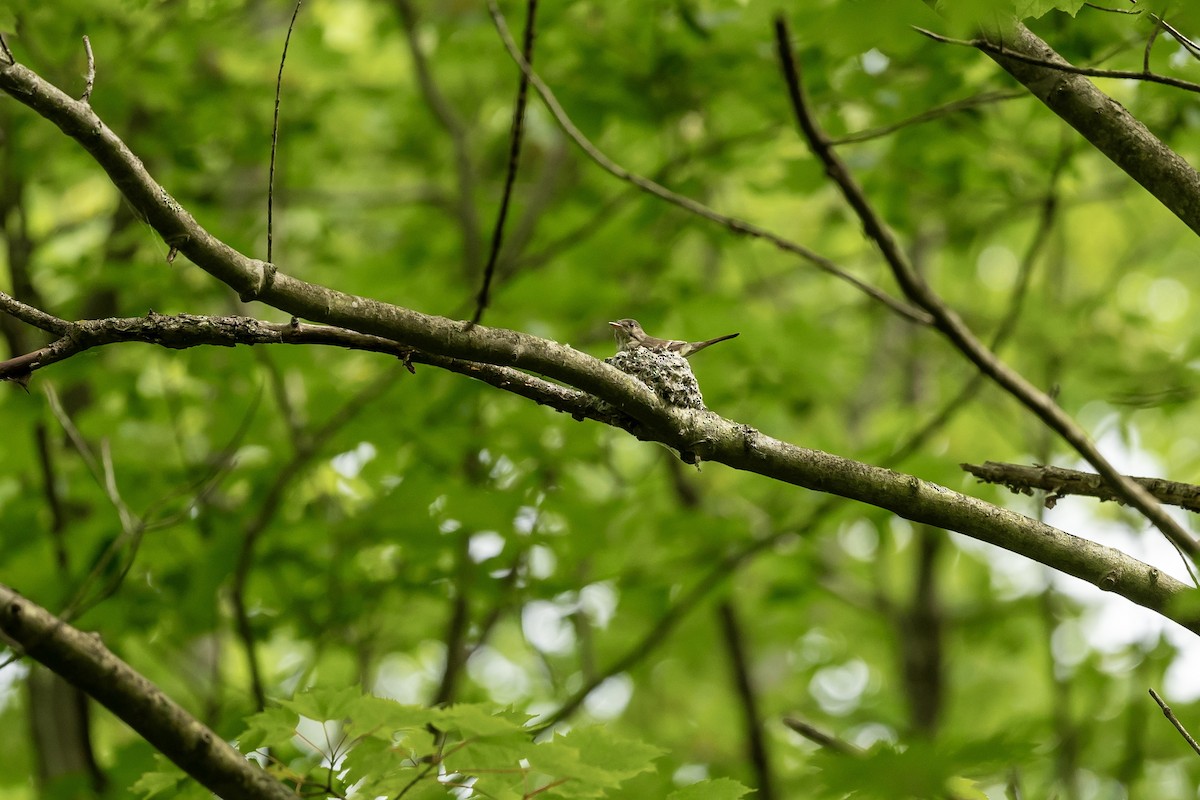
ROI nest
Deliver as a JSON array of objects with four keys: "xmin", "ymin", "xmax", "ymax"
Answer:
[{"xmin": 605, "ymin": 348, "xmax": 705, "ymax": 410}]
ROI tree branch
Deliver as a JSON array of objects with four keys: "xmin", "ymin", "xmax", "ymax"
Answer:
[
  {"xmin": 484, "ymin": 1, "xmax": 932, "ymax": 326},
  {"xmin": 925, "ymin": 20, "xmax": 1200, "ymax": 237},
  {"xmin": 773, "ymin": 15, "xmax": 1200, "ymax": 564},
  {"xmin": 472, "ymin": 0, "xmax": 538, "ymax": 324},
  {"xmin": 1149, "ymin": 688, "xmax": 1200, "ymax": 757},
  {"xmin": 964, "ymin": 461, "xmax": 1200, "ymax": 514},
  {"xmin": 0, "ymin": 584, "xmax": 295, "ymax": 800},
  {"xmin": 914, "ymin": 26, "xmax": 1200, "ymax": 95},
  {"xmin": 1, "ymin": 56, "xmax": 1198, "ymax": 638}
]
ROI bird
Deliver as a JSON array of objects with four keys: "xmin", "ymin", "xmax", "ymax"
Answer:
[{"xmin": 608, "ymin": 318, "xmax": 739, "ymax": 358}]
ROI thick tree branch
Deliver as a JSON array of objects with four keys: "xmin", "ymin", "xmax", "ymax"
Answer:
[
  {"xmin": 774, "ymin": 16, "xmax": 1200, "ymax": 563},
  {"xmin": 936, "ymin": 21, "xmax": 1200, "ymax": 237},
  {"xmin": 1, "ymin": 56, "xmax": 1198, "ymax": 636},
  {"xmin": 0, "ymin": 585, "xmax": 295, "ymax": 800}
]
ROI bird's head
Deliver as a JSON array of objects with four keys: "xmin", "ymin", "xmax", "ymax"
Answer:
[{"xmin": 608, "ymin": 318, "xmax": 645, "ymax": 348}]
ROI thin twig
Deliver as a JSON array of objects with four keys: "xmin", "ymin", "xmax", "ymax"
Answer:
[
  {"xmin": 774, "ymin": 16, "xmax": 1200, "ymax": 571},
  {"xmin": 486, "ymin": 0, "xmax": 932, "ymax": 326},
  {"xmin": 268, "ymin": 0, "xmax": 303, "ymax": 265},
  {"xmin": 830, "ymin": 89, "xmax": 1025, "ymax": 145},
  {"xmin": 507, "ymin": 126, "xmax": 779, "ymax": 278},
  {"xmin": 1151, "ymin": 14, "xmax": 1200, "ymax": 61},
  {"xmin": 1149, "ymin": 688, "xmax": 1200, "ymax": 757},
  {"xmin": 0, "ymin": 290, "xmax": 71, "ymax": 335},
  {"xmin": 44, "ymin": 384, "xmax": 151, "ymax": 623},
  {"xmin": 1083, "ymin": 2, "xmax": 1140, "ymax": 12},
  {"xmin": 782, "ymin": 717, "xmax": 864, "ymax": 756},
  {"xmin": 80, "ymin": 35, "xmax": 94, "ymax": 103},
  {"xmin": 0, "ymin": 32, "xmax": 13, "ymax": 65},
  {"xmin": 1143, "ymin": 21, "xmax": 1161, "ymax": 74},
  {"xmin": 44, "ymin": 384, "xmax": 138, "ymax": 535},
  {"xmin": 472, "ymin": 0, "xmax": 538, "ymax": 325},
  {"xmin": 914, "ymin": 26, "xmax": 1200, "ymax": 94}
]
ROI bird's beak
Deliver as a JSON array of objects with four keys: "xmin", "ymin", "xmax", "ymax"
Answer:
[{"xmin": 608, "ymin": 321, "xmax": 621, "ymax": 329}]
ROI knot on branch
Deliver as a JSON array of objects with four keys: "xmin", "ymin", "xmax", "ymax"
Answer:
[{"xmin": 239, "ymin": 261, "xmax": 277, "ymax": 304}]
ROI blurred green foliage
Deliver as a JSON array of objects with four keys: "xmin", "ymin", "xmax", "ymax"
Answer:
[{"xmin": 3, "ymin": 0, "xmax": 1200, "ymax": 798}]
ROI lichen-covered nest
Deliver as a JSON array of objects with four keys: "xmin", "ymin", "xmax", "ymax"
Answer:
[{"xmin": 605, "ymin": 348, "xmax": 705, "ymax": 410}]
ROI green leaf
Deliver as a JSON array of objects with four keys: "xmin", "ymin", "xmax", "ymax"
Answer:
[
  {"xmin": 236, "ymin": 707, "xmax": 299, "ymax": 753},
  {"xmin": 130, "ymin": 757, "xmax": 207, "ymax": 800},
  {"xmin": 279, "ymin": 686, "xmax": 363, "ymax": 721},
  {"xmin": 667, "ymin": 778, "xmax": 754, "ymax": 800}
]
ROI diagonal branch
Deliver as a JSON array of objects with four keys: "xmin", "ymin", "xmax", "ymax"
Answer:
[
  {"xmin": 773, "ymin": 15, "xmax": 1200, "ymax": 565},
  {"xmin": 913, "ymin": 26, "xmax": 1200, "ymax": 95},
  {"xmin": 924, "ymin": 20, "xmax": 1200, "ymax": 236},
  {"xmin": 964, "ymin": 461, "xmax": 1200, "ymax": 514},
  {"xmin": 0, "ymin": 584, "xmax": 296, "ymax": 800},
  {"xmin": 1149, "ymin": 687, "xmax": 1200, "ymax": 757},
  {"xmin": 1, "ymin": 54, "xmax": 1197, "ymax": 638}
]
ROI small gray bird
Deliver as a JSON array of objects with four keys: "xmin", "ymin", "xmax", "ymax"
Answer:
[{"xmin": 609, "ymin": 318, "xmax": 739, "ymax": 358}]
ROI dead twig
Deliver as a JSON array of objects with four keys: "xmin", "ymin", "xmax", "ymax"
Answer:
[{"xmin": 472, "ymin": 0, "xmax": 539, "ymax": 324}]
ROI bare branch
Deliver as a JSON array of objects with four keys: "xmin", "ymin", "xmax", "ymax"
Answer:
[
  {"xmin": 914, "ymin": 26, "xmax": 1200, "ymax": 94},
  {"xmin": 0, "ymin": 291, "xmax": 71, "ymax": 335},
  {"xmin": 773, "ymin": 15, "xmax": 1200, "ymax": 566},
  {"xmin": 472, "ymin": 0, "xmax": 538, "ymax": 325},
  {"xmin": 830, "ymin": 89, "xmax": 1025, "ymax": 145},
  {"xmin": 0, "ymin": 584, "xmax": 296, "ymax": 800},
  {"xmin": 1, "ymin": 57, "xmax": 1197, "ymax": 637},
  {"xmin": 80, "ymin": 35, "xmax": 94, "ymax": 103},
  {"xmin": 783, "ymin": 717, "xmax": 864, "ymax": 756},
  {"xmin": 964, "ymin": 461, "xmax": 1200, "ymax": 514},
  {"xmin": 890, "ymin": 142, "xmax": 1067, "ymax": 465},
  {"xmin": 0, "ymin": 306, "xmax": 634, "ymax": 429},
  {"xmin": 1149, "ymin": 688, "xmax": 1200, "ymax": 757},
  {"xmin": 918, "ymin": 20, "xmax": 1200, "ymax": 237},
  {"xmin": 485, "ymin": 0, "xmax": 932, "ymax": 326},
  {"xmin": 268, "ymin": 0, "xmax": 303, "ymax": 265}
]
